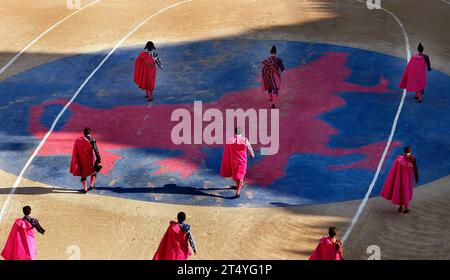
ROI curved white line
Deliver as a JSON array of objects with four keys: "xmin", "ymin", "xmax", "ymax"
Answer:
[
  {"xmin": 0, "ymin": 0, "xmax": 101, "ymax": 76},
  {"xmin": 0, "ymin": 0, "xmax": 193, "ymax": 224},
  {"xmin": 440, "ymin": 0, "xmax": 450, "ymax": 5},
  {"xmin": 342, "ymin": 1, "xmax": 411, "ymax": 243}
]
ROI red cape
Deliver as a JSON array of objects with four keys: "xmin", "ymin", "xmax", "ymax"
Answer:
[
  {"xmin": 134, "ymin": 51, "xmax": 156, "ymax": 92},
  {"xmin": 380, "ymin": 155, "xmax": 414, "ymax": 206},
  {"xmin": 152, "ymin": 221, "xmax": 191, "ymax": 260},
  {"xmin": 399, "ymin": 54, "xmax": 427, "ymax": 92},
  {"xmin": 220, "ymin": 136, "xmax": 248, "ymax": 181},
  {"xmin": 70, "ymin": 136, "xmax": 95, "ymax": 177},
  {"xmin": 309, "ymin": 237, "xmax": 343, "ymax": 260},
  {"xmin": 1, "ymin": 218, "xmax": 37, "ymax": 260}
]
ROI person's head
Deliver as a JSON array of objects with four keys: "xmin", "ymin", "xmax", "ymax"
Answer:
[
  {"xmin": 270, "ymin": 45, "xmax": 277, "ymax": 55},
  {"xmin": 328, "ymin": 226, "xmax": 337, "ymax": 238},
  {"xmin": 404, "ymin": 146, "xmax": 411, "ymax": 155},
  {"xmin": 23, "ymin": 206, "xmax": 31, "ymax": 216},
  {"xmin": 145, "ymin": 41, "xmax": 156, "ymax": 51},
  {"xmin": 235, "ymin": 127, "xmax": 242, "ymax": 136},
  {"xmin": 83, "ymin": 127, "xmax": 91, "ymax": 137},
  {"xmin": 177, "ymin": 212, "xmax": 186, "ymax": 223},
  {"xmin": 417, "ymin": 43, "xmax": 424, "ymax": 53}
]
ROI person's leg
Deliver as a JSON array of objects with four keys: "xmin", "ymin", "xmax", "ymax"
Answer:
[
  {"xmin": 416, "ymin": 90, "xmax": 423, "ymax": 103},
  {"xmin": 271, "ymin": 93, "xmax": 277, "ymax": 108},
  {"xmin": 148, "ymin": 89, "xmax": 154, "ymax": 102},
  {"xmin": 89, "ymin": 174, "xmax": 97, "ymax": 190},
  {"xmin": 81, "ymin": 177, "xmax": 88, "ymax": 192},
  {"xmin": 403, "ymin": 203, "xmax": 410, "ymax": 213},
  {"xmin": 236, "ymin": 180, "xmax": 243, "ymax": 197}
]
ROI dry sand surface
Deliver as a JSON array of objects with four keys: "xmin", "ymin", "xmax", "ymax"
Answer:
[{"xmin": 0, "ymin": 0, "xmax": 449, "ymax": 259}]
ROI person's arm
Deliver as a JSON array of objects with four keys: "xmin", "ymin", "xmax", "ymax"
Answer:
[
  {"xmin": 182, "ymin": 224, "xmax": 197, "ymax": 254},
  {"xmin": 90, "ymin": 137, "xmax": 101, "ymax": 163},
  {"xmin": 30, "ymin": 218, "xmax": 46, "ymax": 235},
  {"xmin": 413, "ymin": 158, "xmax": 419, "ymax": 183},
  {"xmin": 245, "ymin": 138, "xmax": 255, "ymax": 158},
  {"xmin": 424, "ymin": 55, "xmax": 431, "ymax": 71},
  {"xmin": 153, "ymin": 52, "xmax": 163, "ymax": 70},
  {"xmin": 277, "ymin": 58, "xmax": 285, "ymax": 72}
]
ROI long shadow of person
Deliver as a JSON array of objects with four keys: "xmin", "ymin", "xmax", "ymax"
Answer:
[{"xmin": 95, "ymin": 183, "xmax": 238, "ymax": 199}]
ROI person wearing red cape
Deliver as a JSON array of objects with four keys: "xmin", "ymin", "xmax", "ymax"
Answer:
[
  {"xmin": 70, "ymin": 127, "xmax": 102, "ymax": 193},
  {"xmin": 380, "ymin": 146, "xmax": 419, "ymax": 214},
  {"xmin": 220, "ymin": 127, "xmax": 255, "ymax": 198},
  {"xmin": 1, "ymin": 206, "xmax": 46, "ymax": 260},
  {"xmin": 153, "ymin": 212, "xmax": 197, "ymax": 260},
  {"xmin": 399, "ymin": 43, "xmax": 431, "ymax": 103},
  {"xmin": 261, "ymin": 45, "xmax": 285, "ymax": 108},
  {"xmin": 309, "ymin": 227, "xmax": 344, "ymax": 260},
  {"xmin": 134, "ymin": 41, "xmax": 163, "ymax": 102}
]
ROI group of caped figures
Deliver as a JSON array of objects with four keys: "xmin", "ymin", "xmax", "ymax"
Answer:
[{"xmin": 1, "ymin": 42, "xmax": 429, "ymax": 260}]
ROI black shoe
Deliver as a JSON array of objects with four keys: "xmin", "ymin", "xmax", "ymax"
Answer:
[
  {"xmin": 414, "ymin": 96, "xmax": 418, "ymax": 99},
  {"xmin": 82, "ymin": 189, "xmax": 88, "ymax": 194},
  {"xmin": 236, "ymin": 194, "xmax": 241, "ymax": 198},
  {"xmin": 88, "ymin": 186, "xmax": 95, "ymax": 191},
  {"xmin": 271, "ymin": 104, "xmax": 276, "ymax": 109}
]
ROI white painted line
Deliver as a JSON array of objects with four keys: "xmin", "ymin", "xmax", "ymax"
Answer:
[
  {"xmin": 342, "ymin": 1, "xmax": 411, "ymax": 243},
  {"xmin": 0, "ymin": 0, "xmax": 101, "ymax": 76},
  {"xmin": 0, "ymin": 0, "xmax": 193, "ymax": 224},
  {"xmin": 440, "ymin": 0, "xmax": 450, "ymax": 5}
]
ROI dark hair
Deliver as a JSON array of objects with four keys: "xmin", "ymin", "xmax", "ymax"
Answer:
[
  {"xmin": 417, "ymin": 43, "xmax": 424, "ymax": 53},
  {"xmin": 177, "ymin": 212, "xmax": 186, "ymax": 223},
  {"xmin": 235, "ymin": 127, "xmax": 242, "ymax": 135},
  {"xmin": 404, "ymin": 146, "xmax": 411, "ymax": 154},
  {"xmin": 145, "ymin": 41, "xmax": 156, "ymax": 51},
  {"xmin": 270, "ymin": 45, "xmax": 277, "ymax": 54},
  {"xmin": 84, "ymin": 127, "xmax": 91, "ymax": 137},
  {"xmin": 328, "ymin": 227, "xmax": 337, "ymax": 238},
  {"xmin": 23, "ymin": 206, "xmax": 31, "ymax": 216}
]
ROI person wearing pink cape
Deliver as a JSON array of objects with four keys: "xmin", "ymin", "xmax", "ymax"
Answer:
[
  {"xmin": 381, "ymin": 146, "xmax": 419, "ymax": 213},
  {"xmin": 153, "ymin": 212, "xmax": 197, "ymax": 260},
  {"xmin": 309, "ymin": 227, "xmax": 344, "ymax": 260},
  {"xmin": 220, "ymin": 127, "xmax": 255, "ymax": 198},
  {"xmin": 1, "ymin": 206, "xmax": 46, "ymax": 260},
  {"xmin": 133, "ymin": 41, "xmax": 163, "ymax": 102},
  {"xmin": 261, "ymin": 45, "xmax": 285, "ymax": 108},
  {"xmin": 399, "ymin": 43, "xmax": 431, "ymax": 103}
]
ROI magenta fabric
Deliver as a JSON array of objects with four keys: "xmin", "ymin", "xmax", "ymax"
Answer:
[
  {"xmin": 152, "ymin": 221, "xmax": 191, "ymax": 260},
  {"xmin": 399, "ymin": 54, "xmax": 427, "ymax": 92},
  {"xmin": 380, "ymin": 155, "xmax": 414, "ymax": 206},
  {"xmin": 134, "ymin": 51, "xmax": 156, "ymax": 92},
  {"xmin": 70, "ymin": 136, "xmax": 95, "ymax": 177},
  {"xmin": 309, "ymin": 237, "xmax": 343, "ymax": 260},
  {"xmin": 220, "ymin": 136, "xmax": 249, "ymax": 181},
  {"xmin": 1, "ymin": 218, "xmax": 37, "ymax": 260}
]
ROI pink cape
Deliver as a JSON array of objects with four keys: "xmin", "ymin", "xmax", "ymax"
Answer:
[
  {"xmin": 399, "ymin": 54, "xmax": 427, "ymax": 92},
  {"xmin": 309, "ymin": 237, "xmax": 343, "ymax": 260},
  {"xmin": 134, "ymin": 51, "xmax": 156, "ymax": 92},
  {"xmin": 1, "ymin": 218, "xmax": 37, "ymax": 260},
  {"xmin": 220, "ymin": 136, "xmax": 248, "ymax": 181},
  {"xmin": 380, "ymin": 155, "xmax": 414, "ymax": 206},
  {"xmin": 261, "ymin": 56, "xmax": 281, "ymax": 94},
  {"xmin": 70, "ymin": 136, "xmax": 95, "ymax": 177},
  {"xmin": 152, "ymin": 221, "xmax": 192, "ymax": 260}
]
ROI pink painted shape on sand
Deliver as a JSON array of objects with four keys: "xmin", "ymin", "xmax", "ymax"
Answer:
[{"xmin": 29, "ymin": 52, "xmax": 401, "ymax": 186}]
